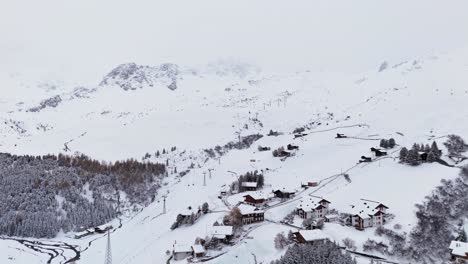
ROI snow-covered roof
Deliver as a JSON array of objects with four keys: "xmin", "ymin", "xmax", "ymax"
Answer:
[
  {"xmin": 450, "ymin": 241, "xmax": 468, "ymax": 257},
  {"xmin": 237, "ymin": 204, "xmax": 264, "ymax": 215},
  {"xmin": 244, "ymin": 191, "xmax": 274, "ymax": 200},
  {"xmin": 273, "ymin": 187, "xmax": 297, "ymax": 194},
  {"xmin": 192, "ymin": 244, "xmax": 205, "ymax": 254},
  {"xmin": 297, "ymin": 230, "xmax": 329, "ymax": 242},
  {"xmin": 173, "ymin": 244, "xmax": 193, "ymax": 253},
  {"xmin": 348, "ymin": 199, "xmax": 387, "ymax": 219},
  {"xmin": 180, "ymin": 206, "xmax": 199, "ymax": 216},
  {"xmin": 241, "ymin": 182, "xmax": 258, "ymax": 188},
  {"xmin": 212, "ymin": 225, "xmax": 234, "ymax": 236},
  {"xmin": 297, "ymin": 196, "xmax": 329, "ymax": 212},
  {"xmin": 325, "ymin": 214, "xmax": 339, "ymax": 219}
]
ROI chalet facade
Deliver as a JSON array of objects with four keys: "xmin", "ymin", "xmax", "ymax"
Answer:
[
  {"xmin": 192, "ymin": 245, "xmax": 206, "ymax": 258},
  {"xmin": 273, "ymin": 188, "xmax": 297, "ymax": 199},
  {"xmin": 237, "ymin": 204, "xmax": 264, "ymax": 225},
  {"xmin": 294, "ymin": 230, "xmax": 329, "ymax": 244},
  {"xmin": 296, "ymin": 196, "xmax": 331, "ymax": 219},
  {"xmin": 349, "ymin": 199, "xmax": 388, "ymax": 230},
  {"xmin": 450, "ymin": 241, "xmax": 468, "ymax": 263},
  {"xmin": 179, "ymin": 206, "xmax": 202, "ymax": 223},
  {"xmin": 243, "ymin": 192, "xmax": 273, "ymax": 206},
  {"xmin": 241, "ymin": 182, "xmax": 259, "ymax": 191}
]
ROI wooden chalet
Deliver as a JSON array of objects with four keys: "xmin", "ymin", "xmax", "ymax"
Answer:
[
  {"xmin": 179, "ymin": 206, "xmax": 202, "ymax": 222},
  {"xmin": 287, "ymin": 144, "xmax": 299, "ymax": 150},
  {"xmin": 336, "ymin": 133, "xmax": 347, "ymax": 138},
  {"xmin": 370, "ymin": 147, "xmax": 387, "ymax": 157},
  {"xmin": 237, "ymin": 204, "xmax": 264, "ymax": 225},
  {"xmin": 301, "ymin": 182, "xmax": 319, "ymax": 188},
  {"xmin": 241, "ymin": 181, "xmax": 259, "ymax": 191},
  {"xmin": 272, "ymin": 188, "xmax": 296, "ymax": 199},
  {"xmin": 173, "ymin": 244, "xmax": 193, "ymax": 261},
  {"xmin": 359, "ymin": 156, "xmax": 372, "ymax": 163},
  {"xmin": 211, "ymin": 225, "xmax": 234, "ymax": 242},
  {"xmin": 294, "ymin": 230, "xmax": 329, "ymax": 244},
  {"xmin": 419, "ymin": 151, "xmax": 428, "ymax": 161},
  {"xmin": 192, "ymin": 245, "xmax": 206, "ymax": 258},
  {"xmin": 449, "ymin": 241, "xmax": 468, "ymax": 263},
  {"xmin": 348, "ymin": 199, "xmax": 388, "ymax": 230},
  {"xmin": 243, "ymin": 192, "xmax": 273, "ymax": 206},
  {"xmin": 296, "ymin": 196, "xmax": 331, "ymax": 219}
]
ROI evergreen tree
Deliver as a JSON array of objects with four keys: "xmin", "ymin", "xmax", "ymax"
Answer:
[
  {"xmin": 201, "ymin": 202, "xmax": 209, "ymax": 214},
  {"xmin": 256, "ymin": 174, "xmax": 265, "ymax": 188},
  {"xmin": 457, "ymin": 229, "xmax": 467, "ymax": 242},
  {"xmin": 424, "ymin": 144, "xmax": 431, "ymax": 153},
  {"xmin": 287, "ymin": 230, "xmax": 295, "ymax": 242},
  {"xmin": 388, "ymin": 138, "xmax": 396, "ymax": 148},
  {"xmin": 271, "ymin": 241, "xmax": 356, "ymax": 264},
  {"xmin": 406, "ymin": 149, "xmax": 421, "ymax": 166},
  {"xmin": 380, "ymin": 139, "xmax": 389, "ymax": 148},
  {"xmin": 444, "ymin": 135, "xmax": 468, "ymax": 156},
  {"xmin": 427, "ymin": 151, "xmax": 437, "ymax": 163},
  {"xmin": 399, "ymin": 147, "xmax": 409, "ymax": 162},
  {"xmin": 431, "ymin": 141, "xmax": 441, "ymax": 158}
]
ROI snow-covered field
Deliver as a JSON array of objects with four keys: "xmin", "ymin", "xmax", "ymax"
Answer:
[
  {"xmin": 0, "ymin": 47, "xmax": 467, "ymax": 263},
  {"xmin": 2, "ymin": 1, "xmax": 468, "ymax": 263}
]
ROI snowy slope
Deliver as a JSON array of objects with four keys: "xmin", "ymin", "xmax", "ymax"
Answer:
[{"xmin": 0, "ymin": 46, "xmax": 467, "ymax": 264}]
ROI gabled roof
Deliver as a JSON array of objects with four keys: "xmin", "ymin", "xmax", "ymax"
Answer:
[
  {"xmin": 297, "ymin": 196, "xmax": 330, "ymax": 212},
  {"xmin": 212, "ymin": 225, "xmax": 234, "ymax": 236},
  {"xmin": 241, "ymin": 182, "xmax": 258, "ymax": 188},
  {"xmin": 450, "ymin": 241, "xmax": 468, "ymax": 257},
  {"xmin": 180, "ymin": 206, "xmax": 199, "ymax": 216},
  {"xmin": 297, "ymin": 230, "xmax": 329, "ymax": 242},
  {"xmin": 243, "ymin": 191, "xmax": 274, "ymax": 201},
  {"xmin": 192, "ymin": 244, "xmax": 205, "ymax": 254},
  {"xmin": 272, "ymin": 187, "xmax": 297, "ymax": 194},
  {"xmin": 237, "ymin": 204, "xmax": 264, "ymax": 215},
  {"xmin": 173, "ymin": 244, "xmax": 192, "ymax": 253},
  {"xmin": 349, "ymin": 199, "xmax": 388, "ymax": 219}
]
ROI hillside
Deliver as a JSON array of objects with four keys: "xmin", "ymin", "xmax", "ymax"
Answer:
[{"xmin": 0, "ymin": 45, "xmax": 467, "ymax": 264}]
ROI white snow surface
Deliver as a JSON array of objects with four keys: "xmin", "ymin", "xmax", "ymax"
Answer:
[{"xmin": 1, "ymin": 3, "xmax": 468, "ymax": 262}]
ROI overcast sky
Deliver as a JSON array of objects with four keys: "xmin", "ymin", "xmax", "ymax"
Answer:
[{"xmin": 1, "ymin": 0, "xmax": 468, "ymax": 84}]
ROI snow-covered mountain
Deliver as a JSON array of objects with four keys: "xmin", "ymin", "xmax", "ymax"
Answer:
[
  {"xmin": 2, "ymin": 1, "xmax": 468, "ymax": 263},
  {"xmin": 0, "ymin": 46, "xmax": 468, "ymax": 264}
]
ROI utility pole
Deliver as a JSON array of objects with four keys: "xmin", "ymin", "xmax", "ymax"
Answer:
[
  {"xmin": 208, "ymin": 168, "xmax": 214, "ymax": 179},
  {"xmin": 203, "ymin": 172, "xmax": 207, "ymax": 186},
  {"xmin": 104, "ymin": 230, "xmax": 112, "ymax": 264},
  {"xmin": 162, "ymin": 195, "xmax": 167, "ymax": 214}
]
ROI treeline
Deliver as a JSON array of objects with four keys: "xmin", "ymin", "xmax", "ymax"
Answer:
[
  {"xmin": 380, "ymin": 138, "xmax": 396, "ymax": 149},
  {"xmin": 405, "ymin": 167, "xmax": 468, "ymax": 262},
  {"xmin": 55, "ymin": 153, "xmax": 165, "ymax": 188},
  {"xmin": 204, "ymin": 134, "xmax": 263, "ymax": 158},
  {"xmin": 229, "ymin": 170, "xmax": 265, "ymax": 192},
  {"xmin": 369, "ymin": 165, "xmax": 468, "ymax": 263},
  {"xmin": 270, "ymin": 241, "xmax": 356, "ymax": 264},
  {"xmin": 0, "ymin": 152, "xmax": 166, "ymax": 238},
  {"xmin": 399, "ymin": 141, "xmax": 441, "ymax": 165}
]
